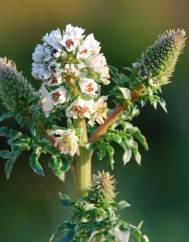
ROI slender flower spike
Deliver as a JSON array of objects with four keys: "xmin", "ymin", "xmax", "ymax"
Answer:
[
  {"xmin": 88, "ymin": 171, "xmax": 116, "ymax": 205},
  {"xmin": 0, "ymin": 57, "xmax": 37, "ymax": 119},
  {"xmin": 133, "ymin": 29, "xmax": 186, "ymax": 85}
]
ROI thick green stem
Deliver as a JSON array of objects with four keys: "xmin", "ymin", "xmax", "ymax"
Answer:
[{"xmin": 74, "ymin": 118, "xmax": 91, "ymax": 198}]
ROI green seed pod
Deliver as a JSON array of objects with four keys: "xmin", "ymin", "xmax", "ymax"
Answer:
[
  {"xmin": 0, "ymin": 57, "xmax": 37, "ymax": 120},
  {"xmin": 134, "ymin": 29, "xmax": 186, "ymax": 85},
  {"xmin": 88, "ymin": 171, "xmax": 116, "ymax": 205}
]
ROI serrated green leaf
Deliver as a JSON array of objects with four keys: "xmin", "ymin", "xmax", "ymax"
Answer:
[
  {"xmin": 0, "ymin": 150, "xmax": 12, "ymax": 159},
  {"xmin": 2, "ymin": 144, "xmax": 25, "ymax": 179},
  {"xmin": 123, "ymin": 147, "xmax": 132, "ymax": 165},
  {"xmin": 0, "ymin": 126, "xmax": 9, "ymax": 136},
  {"xmin": 48, "ymin": 155, "xmax": 62, "ymax": 176},
  {"xmin": 29, "ymin": 148, "xmax": 44, "ymax": 176},
  {"xmin": 105, "ymin": 144, "xmax": 114, "ymax": 169},
  {"xmin": 158, "ymin": 98, "xmax": 168, "ymax": 112},
  {"xmin": 58, "ymin": 230, "xmax": 75, "ymax": 242},
  {"xmin": 59, "ymin": 193, "xmax": 75, "ymax": 208},
  {"xmin": 5, "ymin": 159, "xmax": 16, "ymax": 179},
  {"xmin": 0, "ymin": 112, "xmax": 14, "ymax": 122},
  {"xmin": 117, "ymin": 201, "xmax": 131, "ymax": 209}
]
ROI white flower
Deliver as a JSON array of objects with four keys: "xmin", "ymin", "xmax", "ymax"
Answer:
[
  {"xmin": 61, "ymin": 24, "xmax": 85, "ymax": 52},
  {"xmin": 51, "ymin": 87, "xmax": 67, "ymax": 104},
  {"xmin": 66, "ymin": 97, "xmax": 94, "ymax": 119},
  {"xmin": 113, "ymin": 227, "xmax": 130, "ymax": 242},
  {"xmin": 43, "ymin": 29, "xmax": 63, "ymax": 52},
  {"xmin": 79, "ymin": 78, "xmax": 98, "ymax": 96},
  {"xmin": 46, "ymin": 75, "xmax": 63, "ymax": 85},
  {"xmin": 63, "ymin": 63, "xmax": 81, "ymax": 76},
  {"xmin": 32, "ymin": 44, "xmax": 52, "ymax": 63},
  {"xmin": 51, "ymin": 129, "xmax": 79, "ymax": 156},
  {"xmin": 90, "ymin": 96, "xmax": 108, "ymax": 125},
  {"xmin": 87, "ymin": 54, "xmax": 110, "ymax": 84},
  {"xmin": 39, "ymin": 85, "xmax": 67, "ymax": 117},
  {"xmin": 48, "ymin": 61, "xmax": 62, "ymax": 77},
  {"xmin": 32, "ymin": 63, "xmax": 51, "ymax": 80},
  {"xmin": 148, "ymin": 78, "xmax": 160, "ymax": 88},
  {"xmin": 77, "ymin": 33, "xmax": 100, "ymax": 59}
]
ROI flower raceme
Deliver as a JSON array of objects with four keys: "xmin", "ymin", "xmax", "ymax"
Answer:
[
  {"xmin": 31, "ymin": 24, "xmax": 111, "ymax": 156},
  {"xmin": 32, "ymin": 24, "xmax": 110, "ymax": 121}
]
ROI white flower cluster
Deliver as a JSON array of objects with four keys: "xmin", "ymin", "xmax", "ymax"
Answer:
[
  {"xmin": 32, "ymin": 24, "xmax": 109, "ymax": 117},
  {"xmin": 32, "ymin": 24, "xmax": 110, "ymax": 156}
]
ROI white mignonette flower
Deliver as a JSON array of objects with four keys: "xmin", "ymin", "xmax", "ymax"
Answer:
[
  {"xmin": 45, "ymin": 75, "xmax": 63, "ymax": 86},
  {"xmin": 61, "ymin": 24, "xmax": 85, "ymax": 52},
  {"xmin": 63, "ymin": 63, "xmax": 81, "ymax": 76},
  {"xmin": 51, "ymin": 86, "xmax": 67, "ymax": 104},
  {"xmin": 87, "ymin": 54, "xmax": 110, "ymax": 84},
  {"xmin": 79, "ymin": 78, "xmax": 98, "ymax": 96},
  {"xmin": 48, "ymin": 61, "xmax": 62, "ymax": 78},
  {"xmin": 113, "ymin": 227, "xmax": 130, "ymax": 242},
  {"xmin": 66, "ymin": 97, "xmax": 94, "ymax": 119},
  {"xmin": 43, "ymin": 29, "xmax": 63, "ymax": 52},
  {"xmin": 32, "ymin": 44, "xmax": 52, "ymax": 63},
  {"xmin": 148, "ymin": 78, "xmax": 160, "ymax": 88},
  {"xmin": 51, "ymin": 129, "xmax": 79, "ymax": 156},
  {"xmin": 39, "ymin": 85, "xmax": 67, "ymax": 117},
  {"xmin": 90, "ymin": 96, "xmax": 108, "ymax": 125},
  {"xmin": 77, "ymin": 33, "xmax": 100, "ymax": 59},
  {"xmin": 32, "ymin": 63, "xmax": 51, "ymax": 80}
]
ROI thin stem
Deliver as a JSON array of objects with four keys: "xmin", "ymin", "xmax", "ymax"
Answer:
[
  {"xmin": 88, "ymin": 105, "xmax": 124, "ymax": 143},
  {"xmin": 88, "ymin": 84, "xmax": 145, "ymax": 143},
  {"xmin": 74, "ymin": 118, "xmax": 92, "ymax": 198}
]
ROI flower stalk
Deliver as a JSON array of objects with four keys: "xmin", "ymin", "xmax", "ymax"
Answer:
[{"xmin": 74, "ymin": 118, "xmax": 92, "ymax": 198}]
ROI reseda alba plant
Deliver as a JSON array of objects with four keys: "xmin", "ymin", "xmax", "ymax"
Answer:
[{"xmin": 0, "ymin": 25, "xmax": 186, "ymax": 242}]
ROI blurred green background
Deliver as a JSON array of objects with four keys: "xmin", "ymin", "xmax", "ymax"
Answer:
[{"xmin": 0, "ymin": 0, "xmax": 188, "ymax": 241}]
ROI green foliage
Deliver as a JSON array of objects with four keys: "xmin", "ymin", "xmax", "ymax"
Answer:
[
  {"xmin": 94, "ymin": 119, "xmax": 148, "ymax": 167},
  {"xmin": 51, "ymin": 172, "xmax": 149, "ymax": 242},
  {"xmin": 29, "ymin": 147, "xmax": 44, "ymax": 176},
  {"xmin": 0, "ymin": 126, "xmax": 31, "ymax": 178},
  {"xmin": 0, "ymin": 125, "xmax": 71, "ymax": 178}
]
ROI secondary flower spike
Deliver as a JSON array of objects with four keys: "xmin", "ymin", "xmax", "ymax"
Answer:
[
  {"xmin": 0, "ymin": 58, "xmax": 37, "ymax": 119},
  {"xmin": 88, "ymin": 171, "xmax": 116, "ymax": 205},
  {"xmin": 133, "ymin": 29, "xmax": 186, "ymax": 85}
]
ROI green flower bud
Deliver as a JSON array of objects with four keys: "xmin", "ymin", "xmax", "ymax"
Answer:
[
  {"xmin": 88, "ymin": 171, "xmax": 116, "ymax": 205},
  {"xmin": 134, "ymin": 29, "xmax": 186, "ymax": 85},
  {"xmin": 0, "ymin": 57, "xmax": 37, "ymax": 120}
]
